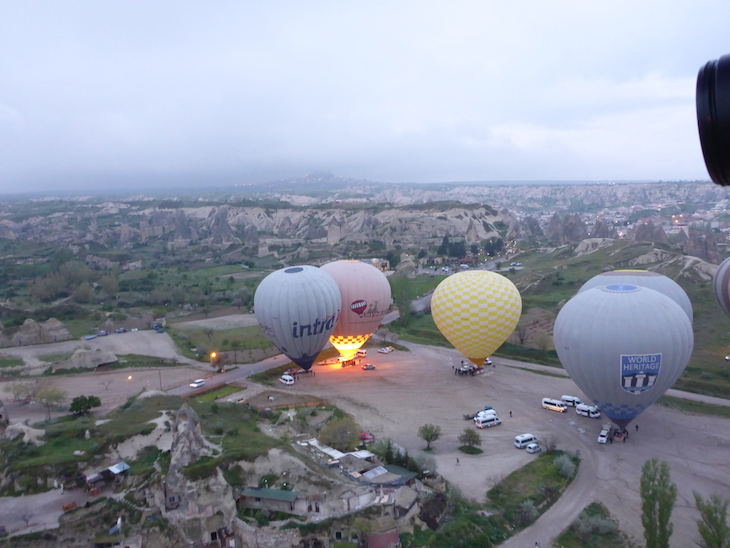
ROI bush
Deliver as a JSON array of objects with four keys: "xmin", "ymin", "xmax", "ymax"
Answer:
[
  {"xmin": 515, "ymin": 499, "xmax": 539, "ymax": 525},
  {"xmin": 554, "ymin": 454, "xmax": 576, "ymax": 479},
  {"xmin": 572, "ymin": 514, "xmax": 619, "ymax": 541}
]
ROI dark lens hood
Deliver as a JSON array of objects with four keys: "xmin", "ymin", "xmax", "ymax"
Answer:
[{"xmin": 697, "ymin": 54, "xmax": 730, "ymax": 186}]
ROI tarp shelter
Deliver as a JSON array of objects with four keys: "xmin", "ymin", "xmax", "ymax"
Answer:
[{"xmin": 108, "ymin": 462, "xmax": 130, "ymax": 475}]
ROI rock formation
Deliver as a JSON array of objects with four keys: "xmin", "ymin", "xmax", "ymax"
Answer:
[
  {"xmin": 52, "ymin": 348, "xmax": 118, "ymax": 371},
  {"xmin": 545, "ymin": 213, "xmax": 589, "ymax": 245},
  {"xmin": 633, "ymin": 221, "xmax": 669, "ymax": 244},
  {"xmin": 163, "ymin": 403, "xmax": 237, "ymax": 546},
  {"xmin": 9, "ymin": 318, "xmax": 71, "ymax": 347}
]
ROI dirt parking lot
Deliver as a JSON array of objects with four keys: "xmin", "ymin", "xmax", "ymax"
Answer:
[
  {"xmin": 280, "ymin": 343, "xmax": 730, "ymax": 548},
  {"xmin": 2, "ymin": 335, "xmax": 729, "ymax": 547}
]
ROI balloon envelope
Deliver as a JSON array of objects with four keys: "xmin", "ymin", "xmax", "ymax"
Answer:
[
  {"xmin": 554, "ymin": 284, "xmax": 693, "ymax": 429},
  {"xmin": 320, "ymin": 260, "xmax": 392, "ymax": 360},
  {"xmin": 713, "ymin": 257, "xmax": 730, "ymax": 317},
  {"xmin": 254, "ymin": 266, "xmax": 342, "ymax": 370},
  {"xmin": 431, "ymin": 270, "xmax": 522, "ymax": 365},
  {"xmin": 579, "ymin": 269, "xmax": 693, "ymax": 323}
]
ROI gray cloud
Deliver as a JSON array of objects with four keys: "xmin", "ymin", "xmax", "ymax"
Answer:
[{"xmin": 0, "ymin": 1, "xmax": 727, "ymax": 192}]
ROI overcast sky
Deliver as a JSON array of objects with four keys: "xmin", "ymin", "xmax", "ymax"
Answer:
[{"xmin": 1, "ymin": 1, "xmax": 728, "ymax": 193}]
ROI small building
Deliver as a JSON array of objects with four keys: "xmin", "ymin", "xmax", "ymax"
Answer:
[
  {"xmin": 393, "ymin": 486, "xmax": 419, "ymax": 519},
  {"xmin": 361, "ymin": 258, "xmax": 390, "ymax": 272},
  {"xmin": 238, "ymin": 487, "xmax": 299, "ymax": 514}
]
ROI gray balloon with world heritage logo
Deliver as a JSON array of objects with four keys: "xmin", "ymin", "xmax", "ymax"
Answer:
[{"xmin": 554, "ymin": 284, "xmax": 694, "ymax": 430}]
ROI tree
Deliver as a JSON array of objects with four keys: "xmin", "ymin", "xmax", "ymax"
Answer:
[
  {"xmin": 71, "ymin": 281, "xmax": 95, "ymax": 304},
  {"xmin": 437, "ymin": 235, "xmax": 451, "ymax": 256},
  {"xmin": 7, "ymin": 381, "xmax": 34, "ymax": 401},
  {"xmin": 69, "ymin": 395, "xmax": 101, "ymax": 415},
  {"xmin": 447, "ymin": 240, "xmax": 466, "ymax": 258},
  {"xmin": 514, "ymin": 321, "xmax": 529, "ymax": 345},
  {"xmin": 418, "ymin": 423, "xmax": 441, "ymax": 450},
  {"xmin": 294, "ymin": 407, "xmax": 310, "ymax": 433},
  {"xmin": 389, "ymin": 275, "xmax": 412, "ymax": 327},
  {"xmin": 98, "ymin": 273, "xmax": 119, "ymax": 295},
  {"xmin": 641, "ymin": 458, "xmax": 677, "ymax": 548},
  {"xmin": 319, "ymin": 416, "xmax": 359, "ymax": 452},
  {"xmin": 694, "ymin": 492, "xmax": 730, "ymax": 548},
  {"xmin": 230, "ymin": 340, "xmax": 241, "ymax": 363},
  {"xmin": 36, "ymin": 385, "xmax": 67, "ymax": 421},
  {"xmin": 532, "ymin": 330, "xmax": 552, "ymax": 352},
  {"xmin": 458, "ymin": 428, "xmax": 481, "ymax": 448}
]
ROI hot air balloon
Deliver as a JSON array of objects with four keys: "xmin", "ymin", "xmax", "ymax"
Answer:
[
  {"xmin": 554, "ymin": 284, "xmax": 693, "ymax": 429},
  {"xmin": 254, "ymin": 266, "xmax": 341, "ymax": 370},
  {"xmin": 430, "ymin": 270, "xmax": 522, "ymax": 366},
  {"xmin": 579, "ymin": 269, "xmax": 693, "ymax": 323},
  {"xmin": 320, "ymin": 260, "xmax": 391, "ymax": 360},
  {"xmin": 713, "ymin": 256, "xmax": 730, "ymax": 317}
]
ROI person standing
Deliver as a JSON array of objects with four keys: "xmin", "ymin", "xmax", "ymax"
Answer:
[
  {"xmin": 456, "ymin": 458, "xmax": 460, "ymax": 466},
  {"xmin": 635, "ymin": 424, "xmax": 639, "ymax": 432},
  {"xmin": 509, "ymin": 410, "xmax": 512, "ymax": 418}
]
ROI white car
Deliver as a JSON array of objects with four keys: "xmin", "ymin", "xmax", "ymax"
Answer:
[
  {"xmin": 378, "ymin": 347, "xmax": 394, "ymax": 354},
  {"xmin": 189, "ymin": 379, "xmax": 205, "ymax": 388},
  {"xmin": 525, "ymin": 443, "xmax": 541, "ymax": 454},
  {"xmin": 597, "ymin": 429, "xmax": 609, "ymax": 444},
  {"xmin": 280, "ymin": 374, "xmax": 295, "ymax": 385}
]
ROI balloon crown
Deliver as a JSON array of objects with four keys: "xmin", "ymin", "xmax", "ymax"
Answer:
[{"xmin": 603, "ymin": 284, "xmax": 639, "ymax": 293}]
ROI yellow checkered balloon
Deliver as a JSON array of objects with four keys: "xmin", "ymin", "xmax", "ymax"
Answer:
[{"xmin": 431, "ymin": 271, "xmax": 522, "ymax": 365}]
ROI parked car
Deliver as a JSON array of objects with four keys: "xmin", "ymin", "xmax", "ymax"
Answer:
[
  {"xmin": 362, "ymin": 363, "xmax": 376, "ymax": 370},
  {"xmin": 359, "ymin": 432, "xmax": 374, "ymax": 442},
  {"xmin": 598, "ymin": 429, "xmax": 609, "ymax": 444},
  {"xmin": 525, "ymin": 443, "xmax": 542, "ymax": 454},
  {"xmin": 99, "ymin": 331, "xmax": 108, "ymax": 336},
  {"xmin": 279, "ymin": 374, "xmax": 295, "ymax": 385},
  {"xmin": 378, "ymin": 346, "xmax": 394, "ymax": 354},
  {"xmin": 189, "ymin": 379, "xmax": 205, "ymax": 388}
]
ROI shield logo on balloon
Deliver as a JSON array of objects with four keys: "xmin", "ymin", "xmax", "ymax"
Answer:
[
  {"xmin": 350, "ymin": 300, "xmax": 367, "ymax": 316},
  {"xmin": 620, "ymin": 353, "xmax": 661, "ymax": 394}
]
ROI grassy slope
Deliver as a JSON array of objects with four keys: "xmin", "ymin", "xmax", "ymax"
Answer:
[{"xmin": 395, "ymin": 242, "xmax": 730, "ymax": 399}]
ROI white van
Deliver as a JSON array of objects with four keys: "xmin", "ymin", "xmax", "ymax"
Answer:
[
  {"xmin": 279, "ymin": 374, "xmax": 295, "ymax": 385},
  {"xmin": 561, "ymin": 395, "xmax": 582, "ymax": 407},
  {"xmin": 542, "ymin": 398, "xmax": 567, "ymax": 412},
  {"xmin": 514, "ymin": 433, "xmax": 538, "ymax": 449},
  {"xmin": 576, "ymin": 403, "xmax": 601, "ymax": 418},
  {"xmin": 474, "ymin": 409, "xmax": 497, "ymax": 421},
  {"xmin": 356, "ymin": 349, "xmax": 367, "ymax": 358},
  {"xmin": 475, "ymin": 415, "xmax": 501, "ymax": 428}
]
